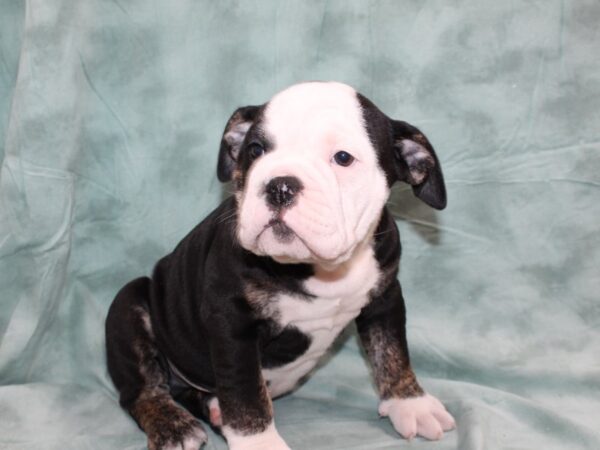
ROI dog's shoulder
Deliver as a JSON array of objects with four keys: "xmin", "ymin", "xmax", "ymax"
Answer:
[
  {"xmin": 153, "ymin": 196, "xmax": 241, "ymax": 278},
  {"xmin": 178, "ymin": 195, "xmax": 241, "ymax": 262}
]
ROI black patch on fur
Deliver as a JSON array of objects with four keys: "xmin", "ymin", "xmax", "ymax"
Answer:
[
  {"xmin": 241, "ymin": 249, "xmax": 315, "ymax": 300},
  {"xmin": 356, "ymin": 93, "xmax": 397, "ymax": 187},
  {"xmin": 258, "ymin": 322, "xmax": 312, "ymax": 369},
  {"xmin": 372, "ymin": 207, "xmax": 401, "ymax": 282}
]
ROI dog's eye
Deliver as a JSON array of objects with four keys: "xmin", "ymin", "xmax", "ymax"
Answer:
[
  {"xmin": 333, "ymin": 151, "xmax": 355, "ymax": 167},
  {"xmin": 247, "ymin": 143, "xmax": 265, "ymax": 160}
]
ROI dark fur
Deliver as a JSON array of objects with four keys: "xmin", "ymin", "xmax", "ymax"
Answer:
[{"xmin": 106, "ymin": 86, "xmax": 446, "ymax": 447}]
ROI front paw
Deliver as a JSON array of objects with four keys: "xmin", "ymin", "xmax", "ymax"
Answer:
[
  {"xmin": 224, "ymin": 422, "xmax": 291, "ymax": 450},
  {"xmin": 379, "ymin": 393, "xmax": 455, "ymax": 441},
  {"xmin": 145, "ymin": 406, "xmax": 208, "ymax": 450}
]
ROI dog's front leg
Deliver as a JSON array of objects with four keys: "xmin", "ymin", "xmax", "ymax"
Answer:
[
  {"xmin": 356, "ymin": 279, "xmax": 455, "ymax": 440},
  {"xmin": 207, "ymin": 311, "xmax": 290, "ymax": 450}
]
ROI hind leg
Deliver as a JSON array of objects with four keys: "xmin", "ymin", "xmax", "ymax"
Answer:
[{"xmin": 105, "ymin": 277, "xmax": 208, "ymax": 450}]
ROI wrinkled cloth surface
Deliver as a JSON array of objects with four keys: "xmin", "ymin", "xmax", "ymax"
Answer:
[{"xmin": 1, "ymin": 1, "xmax": 599, "ymax": 449}]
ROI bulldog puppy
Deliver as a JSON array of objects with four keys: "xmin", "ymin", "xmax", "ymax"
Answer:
[{"xmin": 105, "ymin": 81, "xmax": 455, "ymax": 450}]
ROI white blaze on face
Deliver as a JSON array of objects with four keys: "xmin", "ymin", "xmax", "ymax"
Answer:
[{"xmin": 237, "ymin": 82, "xmax": 389, "ymax": 265}]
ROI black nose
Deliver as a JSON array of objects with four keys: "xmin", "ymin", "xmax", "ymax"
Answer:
[{"xmin": 265, "ymin": 176, "xmax": 303, "ymax": 208}]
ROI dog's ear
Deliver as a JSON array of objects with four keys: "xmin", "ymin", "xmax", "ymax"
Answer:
[
  {"xmin": 390, "ymin": 120, "xmax": 447, "ymax": 210},
  {"xmin": 217, "ymin": 105, "xmax": 261, "ymax": 182}
]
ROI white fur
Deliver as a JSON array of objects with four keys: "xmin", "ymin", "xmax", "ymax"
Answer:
[
  {"xmin": 379, "ymin": 394, "xmax": 456, "ymax": 441},
  {"xmin": 237, "ymin": 82, "xmax": 389, "ymax": 266},
  {"xmin": 223, "ymin": 422, "xmax": 290, "ymax": 450},
  {"xmin": 262, "ymin": 243, "xmax": 381, "ymax": 397}
]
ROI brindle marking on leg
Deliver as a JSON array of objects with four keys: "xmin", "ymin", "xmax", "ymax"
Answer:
[
  {"xmin": 360, "ymin": 325, "xmax": 424, "ymax": 399},
  {"xmin": 128, "ymin": 307, "xmax": 207, "ymax": 449},
  {"xmin": 220, "ymin": 379, "xmax": 273, "ymax": 435},
  {"xmin": 132, "ymin": 393, "xmax": 207, "ymax": 450},
  {"xmin": 130, "ymin": 306, "xmax": 167, "ymax": 394}
]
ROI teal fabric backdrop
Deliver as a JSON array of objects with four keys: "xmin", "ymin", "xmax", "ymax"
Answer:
[{"xmin": 1, "ymin": 1, "xmax": 599, "ymax": 449}]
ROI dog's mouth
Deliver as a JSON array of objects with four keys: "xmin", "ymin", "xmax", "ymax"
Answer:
[
  {"xmin": 257, "ymin": 217, "xmax": 342, "ymax": 263},
  {"xmin": 266, "ymin": 218, "xmax": 295, "ymax": 243}
]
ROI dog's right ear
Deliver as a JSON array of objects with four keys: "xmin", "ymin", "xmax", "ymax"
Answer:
[{"xmin": 217, "ymin": 105, "xmax": 261, "ymax": 182}]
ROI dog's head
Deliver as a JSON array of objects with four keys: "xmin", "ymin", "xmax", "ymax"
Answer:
[{"xmin": 217, "ymin": 82, "xmax": 446, "ymax": 266}]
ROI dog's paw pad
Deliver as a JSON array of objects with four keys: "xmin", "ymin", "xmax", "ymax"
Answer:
[{"xmin": 379, "ymin": 393, "xmax": 455, "ymax": 441}]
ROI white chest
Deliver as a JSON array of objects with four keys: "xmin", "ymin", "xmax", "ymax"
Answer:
[{"xmin": 262, "ymin": 245, "xmax": 381, "ymax": 397}]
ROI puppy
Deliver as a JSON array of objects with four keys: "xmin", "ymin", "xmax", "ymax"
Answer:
[{"xmin": 105, "ymin": 81, "xmax": 455, "ymax": 450}]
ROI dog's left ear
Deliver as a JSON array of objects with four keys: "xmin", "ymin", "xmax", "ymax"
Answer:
[
  {"xmin": 391, "ymin": 120, "xmax": 447, "ymax": 210},
  {"xmin": 217, "ymin": 105, "xmax": 261, "ymax": 182}
]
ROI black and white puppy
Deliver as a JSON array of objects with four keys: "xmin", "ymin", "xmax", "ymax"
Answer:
[{"xmin": 105, "ymin": 81, "xmax": 455, "ymax": 450}]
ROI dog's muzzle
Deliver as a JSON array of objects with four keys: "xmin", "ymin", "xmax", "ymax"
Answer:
[{"xmin": 263, "ymin": 176, "xmax": 303, "ymax": 243}]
